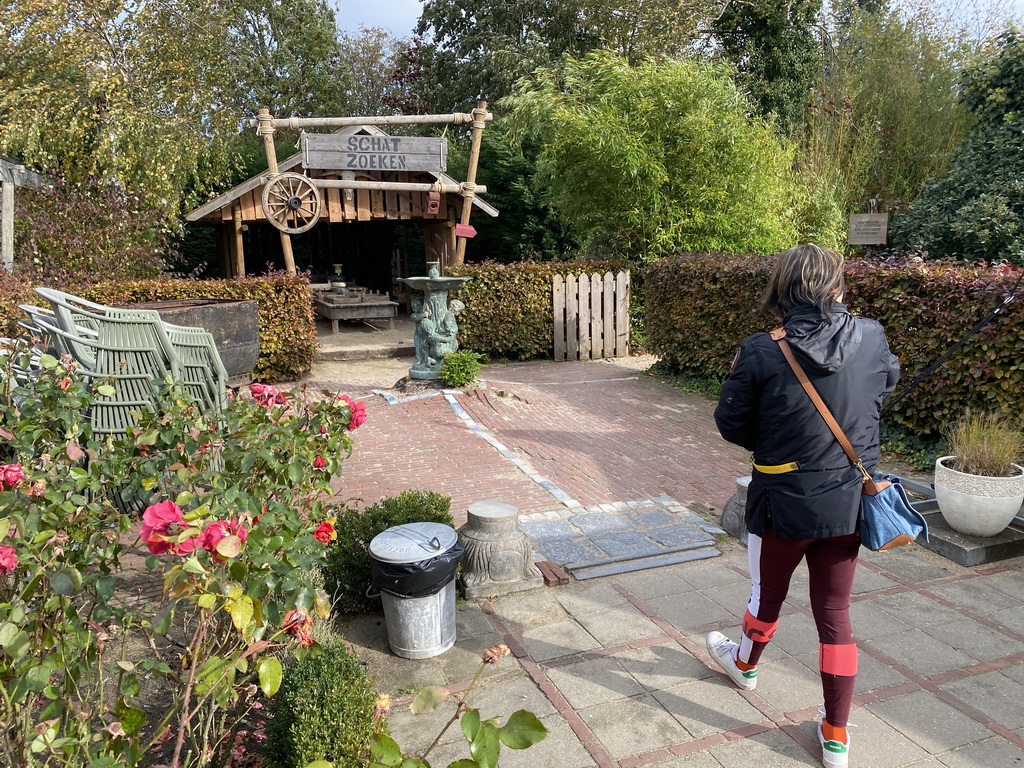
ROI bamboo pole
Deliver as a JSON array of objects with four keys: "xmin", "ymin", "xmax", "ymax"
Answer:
[
  {"xmin": 454, "ymin": 99, "xmax": 488, "ymax": 267},
  {"xmin": 312, "ymin": 179, "xmax": 486, "ymax": 194},
  {"xmin": 247, "ymin": 112, "xmax": 493, "ymax": 130},
  {"xmin": 1, "ymin": 180, "xmax": 13, "ymax": 273},
  {"xmin": 256, "ymin": 108, "xmax": 296, "ymax": 274},
  {"xmin": 232, "ymin": 204, "xmax": 245, "ymax": 277}
]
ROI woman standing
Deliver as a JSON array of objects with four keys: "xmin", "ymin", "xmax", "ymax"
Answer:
[{"xmin": 709, "ymin": 244, "xmax": 899, "ymax": 767}]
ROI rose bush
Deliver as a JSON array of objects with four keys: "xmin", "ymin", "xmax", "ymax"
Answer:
[{"xmin": 0, "ymin": 342, "xmax": 368, "ymax": 767}]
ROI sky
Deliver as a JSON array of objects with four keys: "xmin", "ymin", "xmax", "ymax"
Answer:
[{"xmin": 335, "ymin": 0, "xmax": 1024, "ymax": 38}]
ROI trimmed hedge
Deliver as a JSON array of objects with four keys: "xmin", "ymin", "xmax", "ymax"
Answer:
[
  {"xmin": 448, "ymin": 259, "xmax": 629, "ymax": 360},
  {"xmin": 78, "ymin": 273, "xmax": 318, "ymax": 382},
  {"xmin": 0, "ymin": 271, "xmax": 35, "ymax": 337},
  {"xmin": 644, "ymin": 253, "xmax": 1024, "ymax": 435},
  {"xmin": 266, "ymin": 641, "xmax": 381, "ymax": 768}
]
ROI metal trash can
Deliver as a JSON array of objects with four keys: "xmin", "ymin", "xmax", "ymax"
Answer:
[{"xmin": 369, "ymin": 522, "xmax": 465, "ymax": 659}]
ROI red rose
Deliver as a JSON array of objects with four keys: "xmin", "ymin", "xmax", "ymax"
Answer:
[
  {"xmin": 313, "ymin": 455, "xmax": 326, "ymax": 470},
  {"xmin": 313, "ymin": 520, "xmax": 336, "ymax": 544},
  {"xmin": 337, "ymin": 394, "xmax": 367, "ymax": 430}
]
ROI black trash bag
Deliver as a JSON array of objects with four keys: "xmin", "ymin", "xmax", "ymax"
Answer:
[{"xmin": 370, "ymin": 538, "xmax": 465, "ymax": 598}]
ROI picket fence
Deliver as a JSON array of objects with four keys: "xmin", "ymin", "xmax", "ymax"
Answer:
[{"xmin": 552, "ymin": 271, "xmax": 630, "ymax": 361}]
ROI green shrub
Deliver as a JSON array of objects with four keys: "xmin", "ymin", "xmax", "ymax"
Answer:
[
  {"xmin": 449, "ymin": 259, "xmax": 628, "ymax": 360},
  {"xmin": 643, "ymin": 253, "xmax": 1024, "ymax": 435},
  {"xmin": 266, "ymin": 641, "xmax": 382, "ymax": 768},
  {"xmin": 77, "ymin": 273, "xmax": 318, "ymax": 381},
  {"xmin": 323, "ymin": 490, "xmax": 454, "ymax": 614},
  {"xmin": 441, "ymin": 350, "xmax": 484, "ymax": 387}
]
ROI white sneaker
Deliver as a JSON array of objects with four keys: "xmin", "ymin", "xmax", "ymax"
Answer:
[
  {"xmin": 818, "ymin": 721, "xmax": 850, "ymax": 767},
  {"xmin": 705, "ymin": 631, "xmax": 757, "ymax": 690}
]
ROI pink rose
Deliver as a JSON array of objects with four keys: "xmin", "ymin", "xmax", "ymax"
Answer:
[
  {"xmin": 140, "ymin": 500, "xmax": 186, "ymax": 556},
  {"xmin": 198, "ymin": 519, "xmax": 248, "ymax": 562},
  {"xmin": 0, "ymin": 544, "xmax": 17, "ymax": 574},
  {"xmin": 313, "ymin": 455, "xmax": 326, "ymax": 470},
  {"xmin": 1, "ymin": 464, "xmax": 25, "ymax": 489},
  {"xmin": 250, "ymin": 383, "xmax": 287, "ymax": 407}
]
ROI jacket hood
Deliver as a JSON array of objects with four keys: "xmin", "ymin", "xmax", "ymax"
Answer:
[{"xmin": 782, "ymin": 303, "xmax": 862, "ymax": 374}]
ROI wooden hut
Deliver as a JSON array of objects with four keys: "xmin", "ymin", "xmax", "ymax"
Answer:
[{"xmin": 184, "ymin": 125, "xmax": 497, "ymax": 301}]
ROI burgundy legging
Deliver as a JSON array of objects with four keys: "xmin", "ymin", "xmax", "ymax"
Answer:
[{"xmin": 738, "ymin": 527, "xmax": 861, "ymax": 727}]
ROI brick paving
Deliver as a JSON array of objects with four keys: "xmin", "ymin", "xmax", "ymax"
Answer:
[{"xmin": 328, "ymin": 360, "xmax": 748, "ymax": 525}]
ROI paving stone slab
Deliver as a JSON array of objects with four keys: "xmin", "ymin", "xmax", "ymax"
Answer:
[
  {"xmin": 569, "ymin": 511, "xmax": 634, "ymax": 534},
  {"xmin": 803, "ymin": 709, "xmax": 929, "ymax": 768},
  {"xmin": 554, "ymin": 582, "xmax": 628, "ymax": 615},
  {"xmin": 709, "ymin": 726, "xmax": 816, "ymax": 767},
  {"xmin": 625, "ymin": 508, "xmax": 679, "ymax": 529},
  {"xmin": 848, "ymin": 599, "xmax": 917, "ymax": 640},
  {"xmin": 589, "ymin": 529, "xmax": 666, "ymax": 557},
  {"xmin": 537, "ymin": 536, "xmax": 608, "ymax": 565},
  {"xmin": 646, "ymin": 523, "xmax": 717, "ymax": 548},
  {"xmin": 579, "ymin": 694, "xmax": 690, "ymax": 759},
  {"xmin": 928, "ymin": 579, "xmax": 1021, "ymax": 613},
  {"xmin": 871, "ymin": 590, "xmax": 968, "ymax": 628},
  {"xmin": 520, "ymin": 618, "xmax": 602, "ymax": 661},
  {"xmin": 647, "ymin": 590, "xmax": 738, "ymax": 630},
  {"xmin": 922, "ymin": 617, "xmax": 1024, "ymax": 662},
  {"xmin": 575, "ymin": 603, "xmax": 665, "ymax": 646},
  {"xmin": 937, "ymin": 737, "xmax": 1024, "ymax": 767},
  {"xmin": 941, "ymin": 670, "xmax": 1024, "ymax": 730},
  {"xmin": 614, "ymin": 643, "xmax": 715, "ymax": 691},
  {"xmin": 545, "ymin": 655, "xmax": 647, "ymax": 709},
  {"xmin": 867, "ymin": 690, "xmax": 992, "ymax": 754},
  {"xmin": 653, "ymin": 678, "xmax": 766, "ymax": 739},
  {"xmin": 864, "ymin": 629, "xmax": 976, "ymax": 676},
  {"xmin": 754, "ymin": 657, "xmax": 826, "ymax": 715},
  {"xmin": 570, "ymin": 546, "xmax": 720, "ymax": 580},
  {"xmin": 521, "ymin": 519, "xmax": 579, "ymax": 540},
  {"xmin": 614, "ymin": 568, "xmax": 696, "ymax": 600}
]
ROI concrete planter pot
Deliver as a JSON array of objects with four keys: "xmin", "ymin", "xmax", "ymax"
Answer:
[{"xmin": 934, "ymin": 456, "xmax": 1024, "ymax": 537}]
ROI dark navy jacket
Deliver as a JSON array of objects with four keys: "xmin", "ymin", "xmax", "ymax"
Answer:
[{"xmin": 715, "ymin": 303, "xmax": 900, "ymax": 539}]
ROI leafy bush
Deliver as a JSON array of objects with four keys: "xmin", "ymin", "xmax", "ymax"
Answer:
[
  {"xmin": 501, "ymin": 50, "xmax": 802, "ymax": 259},
  {"xmin": 77, "ymin": 273, "xmax": 318, "ymax": 381},
  {"xmin": 448, "ymin": 259, "xmax": 627, "ymax": 360},
  {"xmin": 643, "ymin": 253, "xmax": 1024, "ymax": 435},
  {"xmin": 440, "ymin": 350, "xmax": 484, "ymax": 387},
  {"xmin": 323, "ymin": 490, "xmax": 454, "ymax": 615},
  {"xmin": 0, "ymin": 270, "xmax": 34, "ymax": 337},
  {"xmin": 891, "ymin": 29, "xmax": 1024, "ymax": 263},
  {"xmin": 266, "ymin": 641, "xmax": 382, "ymax": 768}
]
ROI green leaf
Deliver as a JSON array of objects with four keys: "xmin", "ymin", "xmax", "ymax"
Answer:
[
  {"xmin": 302, "ymin": 762, "xmax": 334, "ymax": 768},
  {"xmin": 96, "ymin": 384, "xmax": 115, "ymax": 396},
  {"xmin": 116, "ymin": 698, "xmax": 147, "ymax": 736},
  {"xmin": 461, "ymin": 708, "xmax": 481, "ymax": 742},
  {"xmin": 0, "ymin": 622, "xmax": 18, "ymax": 647},
  {"xmin": 369, "ymin": 733, "xmax": 404, "ymax": 766},
  {"xmin": 38, "ymin": 354, "xmax": 58, "ymax": 369},
  {"xmin": 469, "ymin": 722, "xmax": 500, "ymax": 768},
  {"xmin": 216, "ymin": 534, "xmax": 242, "ymax": 560},
  {"xmin": 0, "ymin": 518, "xmax": 10, "ymax": 540},
  {"xmin": 197, "ymin": 593, "xmax": 217, "ymax": 610},
  {"xmin": 410, "ymin": 685, "xmax": 448, "ymax": 715},
  {"xmin": 96, "ymin": 575, "xmax": 116, "ymax": 602},
  {"xmin": 229, "ymin": 595, "xmax": 254, "ymax": 631},
  {"xmin": 446, "ymin": 761, "xmax": 479, "ymax": 768},
  {"xmin": 153, "ymin": 602, "xmax": 175, "ymax": 636},
  {"xmin": 26, "ymin": 665, "xmax": 51, "ymax": 692},
  {"xmin": 181, "ymin": 556, "xmax": 207, "ymax": 575},
  {"xmin": 256, "ymin": 656, "xmax": 282, "ymax": 697},
  {"xmin": 498, "ymin": 710, "xmax": 548, "ymax": 749},
  {"xmin": 48, "ymin": 571, "xmax": 74, "ymax": 596}
]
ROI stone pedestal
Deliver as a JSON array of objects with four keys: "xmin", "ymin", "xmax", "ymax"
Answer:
[
  {"xmin": 720, "ymin": 476, "xmax": 751, "ymax": 547},
  {"xmin": 458, "ymin": 500, "xmax": 544, "ymax": 599}
]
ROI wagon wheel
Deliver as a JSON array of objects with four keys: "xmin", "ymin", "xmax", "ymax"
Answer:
[{"xmin": 261, "ymin": 172, "xmax": 322, "ymax": 234}]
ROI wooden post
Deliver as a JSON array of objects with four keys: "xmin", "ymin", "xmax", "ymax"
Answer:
[
  {"xmin": 453, "ymin": 98, "xmax": 488, "ymax": 267},
  {"xmin": 257, "ymin": 108, "xmax": 297, "ymax": 274},
  {"xmin": 1, "ymin": 180, "xmax": 13, "ymax": 273},
  {"xmin": 232, "ymin": 204, "xmax": 245, "ymax": 277}
]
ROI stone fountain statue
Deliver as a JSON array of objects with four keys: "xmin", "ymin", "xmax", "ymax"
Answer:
[{"xmin": 400, "ymin": 262, "xmax": 471, "ymax": 380}]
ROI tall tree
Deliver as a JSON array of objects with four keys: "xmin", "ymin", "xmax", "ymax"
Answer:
[
  {"xmin": 228, "ymin": 0, "xmax": 350, "ymax": 118},
  {"xmin": 413, "ymin": 0, "xmax": 593, "ymax": 111},
  {"xmin": 712, "ymin": 0, "xmax": 822, "ymax": 132},
  {"xmin": 892, "ymin": 28, "xmax": 1024, "ymax": 263},
  {"xmin": 337, "ymin": 27, "xmax": 415, "ymax": 116}
]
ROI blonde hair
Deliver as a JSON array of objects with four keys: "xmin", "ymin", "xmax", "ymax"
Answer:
[{"xmin": 760, "ymin": 244, "xmax": 845, "ymax": 319}]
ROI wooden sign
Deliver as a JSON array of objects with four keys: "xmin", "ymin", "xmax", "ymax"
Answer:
[
  {"xmin": 302, "ymin": 133, "xmax": 447, "ymax": 174},
  {"xmin": 848, "ymin": 213, "xmax": 889, "ymax": 245}
]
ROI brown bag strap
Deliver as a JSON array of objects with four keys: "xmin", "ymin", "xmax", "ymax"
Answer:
[{"xmin": 770, "ymin": 328, "xmax": 873, "ymax": 486}]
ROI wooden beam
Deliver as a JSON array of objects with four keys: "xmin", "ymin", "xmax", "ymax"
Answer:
[
  {"xmin": 454, "ymin": 99, "xmax": 488, "ymax": 266},
  {"xmin": 1, "ymin": 180, "xmax": 13, "ymax": 272}
]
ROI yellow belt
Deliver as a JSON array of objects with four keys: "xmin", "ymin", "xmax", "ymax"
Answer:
[{"xmin": 750, "ymin": 458, "xmax": 800, "ymax": 474}]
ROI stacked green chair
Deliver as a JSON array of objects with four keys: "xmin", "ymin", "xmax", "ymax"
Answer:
[{"xmin": 33, "ymin": 287, "xmax": 228, "ymax": 417}]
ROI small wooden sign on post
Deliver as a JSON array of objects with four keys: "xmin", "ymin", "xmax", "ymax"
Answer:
[{"xmin": 848, "ymin": 213, "xmax": 889, "ymax": 245}]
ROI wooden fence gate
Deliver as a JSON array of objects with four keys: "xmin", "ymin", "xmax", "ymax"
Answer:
[{"xmin": 553, "ymin": 270, "xmax": 630, "ymax": 361}]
